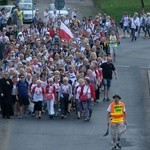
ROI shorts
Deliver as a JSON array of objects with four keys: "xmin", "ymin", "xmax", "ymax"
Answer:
[
  {"xmin": 103, "ymin": 79, "xmax": 112, "ymax": 90},
  {"xmin": 18, "ymin": 95, "xmax": 29, "ymax": 106},
  {"xmin": 110, "ymin": 123, "xmax": 126, "ymax": 138},
  {"xmin": 109, "ymin": 45, "xmax": 116, "ymax": 55},
  {"xmin": 123, "ymin": 26, "xmax": 129, "ymax": 32},
  {"xmin": 12, "ymin": 95, "xmax": 17, "ymax": 105},
  {"xmin": 34, "ymin": 101, "xmax": 42, "ymax": 111}
]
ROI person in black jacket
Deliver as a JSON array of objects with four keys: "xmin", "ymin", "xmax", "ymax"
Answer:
[{"xmin": 0, "ymin": 71, "xmax": 13, "ymax": 118}]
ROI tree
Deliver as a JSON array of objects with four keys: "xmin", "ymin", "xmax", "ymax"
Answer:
[
  {"xmin": 141, "ymin": 0, "xmax": 145, "ymax": 9},
  {"xmin": 0, "ymin": 0, "xmax": 8, "ymax": 5}
]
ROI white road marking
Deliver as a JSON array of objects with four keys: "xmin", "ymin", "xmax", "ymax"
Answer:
[{"xmin": 116, "ymin": 65, "xmax": 150, "ymax": 69}]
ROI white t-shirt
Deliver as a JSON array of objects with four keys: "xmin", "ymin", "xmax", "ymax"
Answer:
[
  {"xmin": 83, "ymin": 85, "xmax": 91, "ymax": 99},
  {"xmin": 33, "ymin": 86, "xmax": 44, "ymax": 102},
  {"xmin": 53, "ymin": 82, "xmax": 60, "ymax": 92},
  {"xmin": 61, "ymin": 84, "xmax": 70, "ymax": 93},
  {"xmin": 123, "ymin": 16, "xmax": 129, "ymax": 26},
  {"xmin": 75, "ymin": 86, "xmax": 81, "ymax": 99}
]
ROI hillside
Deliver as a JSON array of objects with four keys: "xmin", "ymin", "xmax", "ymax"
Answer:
[{"xmin": 93, "ymin": 0, "xmax": 150, "ymax": 22}]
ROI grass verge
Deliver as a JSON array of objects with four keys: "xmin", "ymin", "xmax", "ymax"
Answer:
[{"xmin": 93, "ymin": 0, "xmax": 150, "ymax": 22}]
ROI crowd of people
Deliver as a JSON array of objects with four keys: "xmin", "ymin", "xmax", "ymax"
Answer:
[
  {"xmin": 120, "ymin": 11, "xmax": 150, "ymax": 40},
  {"xmin": 0, "ymin": 3, "xmax": 136, "ymax": 149},
  {"xmin": 0, "ymin": 5, "xmax": 120, "ymax": 122}
]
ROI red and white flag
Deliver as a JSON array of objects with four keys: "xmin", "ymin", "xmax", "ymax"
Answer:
[{"xmin": 59, "ymin": 22, "xmax": 73, "ymax": 41}]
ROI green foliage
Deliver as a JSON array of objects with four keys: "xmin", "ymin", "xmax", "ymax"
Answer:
[
  {"xmin": 93, "ymin": 0, "xmax": 150, "ymax": 22},
  {"xmin": 0, "ymin": 0, "xmax": 8, "ymax": 5}
]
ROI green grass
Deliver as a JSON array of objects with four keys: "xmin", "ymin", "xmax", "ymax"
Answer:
[{"xmin": 93, "ymin": 0, "xmax": 150, "ymax": 22}]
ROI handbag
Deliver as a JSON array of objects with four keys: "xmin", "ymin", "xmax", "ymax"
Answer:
[
  {"xmin": 80, "ymin": 86, "xmax": 89, "ymax": 102},
  {"xmin": 45, "ymin": 93, "xmax": 53, "ymax": 100}
]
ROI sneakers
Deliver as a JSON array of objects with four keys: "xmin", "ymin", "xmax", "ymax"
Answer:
[
  {"xmin": 116, "ymin": 143, "xmax": 122, "ymax": 149},
  {"xmin": 112, "ymin": 145, "xmax": 117, "ymax": 150},
  {"xmin": 18, "ymin": 116, "xmax": 22, "ymax": 119},
  {"xmin": 49, "ymin": 115, "xmax": 53, "ymax": 119},
  {"xmin": 106, "ymin": 98, "xmax": 110, "ymax": 101},
  {"xmin": 61, "ymin": 115, "xmax": 64, "ymax": 119},
  {"xmin": 96, "ymin": 99, "xmax": 100, "ymax": 103},
  {"xmin": 103, "ymin": 98, "xmax": 106, "ymax": 102},
  {"xmin": 103, "ymin": 98, "xmax": 110, "ymax": 102},
  {"xmin": 84, "ymin": 118, "xmax": 88, "ymax": 122}
]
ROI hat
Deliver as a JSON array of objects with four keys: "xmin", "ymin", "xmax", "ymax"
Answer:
[{"xmin": 113, "ymin": 95, "xmax": 121, "ymax": 99}]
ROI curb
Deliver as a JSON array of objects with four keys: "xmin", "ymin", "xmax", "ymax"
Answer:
[{"xmin": 148, "ymin": 70, "xmax": 150, "ymax": 93}]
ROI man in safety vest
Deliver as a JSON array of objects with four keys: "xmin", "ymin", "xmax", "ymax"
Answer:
[{"xmin": 107, "ymin": 95, "xmax": 127, "ymax": 149}]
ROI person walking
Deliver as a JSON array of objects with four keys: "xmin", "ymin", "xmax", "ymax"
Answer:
[
  {"xmin": 74, "ymin": 78, "xmax": 84, "ymax": 119},
  {"xmin": 17, "ymin": 6, "xmax": 23, "ymax": 31},
  {"xmin": 0, "ymin": 71, "xmax": 13, "ymax": 119},
  {"xmin": 101, "ymin": 57, "xmax": 117, "ymax": 102},
  {"xmin": 45, "ymin": 78, "xmax": 56, "ymax": 119},
  {"xmin": 32, "ymin": 80, "xmax": 45, "ymax": 119},
  {"xmin": 80, "ymin": 77, "xmax": 95, "ymax": 122},
  {"xmin": 144, "ymin": 12, "xmax": 150, "ymax": 39},
  {"xmin": 58, "ymin": 77, "xmax": 72, "ymax": 119},
  {"xmin": 107, "ymin": 95, "xmax": 127, "ymax": 149},
  {"xmin": 121, "ymin": 12, "xmax": 130, "ymax": 38},
  {"xmin": 16, "ymin": 74, "xmax": 29, "ymax": 119},
  {"xmin": 130, "ymin": 13, "xmax": 140, "ymax": 41},
  {"xmin": 109, "ymin": 31, "xmax": 118, "ymax": 61},
  {"xmin": 12, "ymin": 75, "xmax": 18, "ymax": 116}
]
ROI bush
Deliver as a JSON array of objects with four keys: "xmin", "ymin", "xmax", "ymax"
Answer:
[{"xmin": 0, "ymin": 0, "xmax": 8, "ymax": 5}]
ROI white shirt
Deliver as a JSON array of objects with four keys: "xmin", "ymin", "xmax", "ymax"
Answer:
[
  {"xmin": 43, "ymin": 11, "xmax": 49, "ymax": 23},
  {"xmin": 71, "ymin": 11, "xmax": 76, "ymax": 19},
  {"xmin": 41, "ymin": 81, "xmax": 47, "ymax": 91},
  {"xmin": 0, "ymin": 35, "xmax": 10, "ymax": 43},
  {"xmin": 83, "ymin": 85, "xmax": 91, "ymax": 99},
  {"xmin": 68, "ymin": 72, "xmax": 76, "ymax": 84},
  {"xmin": 53, "ymin": 82, "xmax": 60, "ymax": 92},
  {"xmin": 131, "ymin": 18, "xmax": 140, "ymax": 29},
  {"xmin": 12, "ymin": 85, "xmax": 16, "ymax": 95},
  {"xmin": 33, "ymin": 86, "xmax": 44, "ymax": 102},
  {"xmin": 123, "ymin": 16, "xmax": 129, "ymax": 26},
  {"xmin": 30, "ymin": 83, "xmax": 37, "ymax": 92},
  {"xmin": 61, "ymin": 84, "xmax": 70, "ymax": 93},
  {"xmin": 75, "ymin": 86, "xmax": 81, "ymax": 99},
  {"xmin": 64, "ymin": 19, "xmax": 71, "ymax": 25}
]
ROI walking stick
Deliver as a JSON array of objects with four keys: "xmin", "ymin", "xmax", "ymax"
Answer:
[{"xmin": 103, "ymin": 123, "xmax": 109, "ymax": 136}]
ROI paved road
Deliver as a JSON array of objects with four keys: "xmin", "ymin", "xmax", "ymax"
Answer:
[
  {"xmin": 0, "ymin": 40, "xmax": 150, "ymax": 150},
  {"xmin": 2, "ymin": 1, "xmax": 150, "ymax": 150},
  {"xmin": 36, "ymin": 0, "xmax": 96, "ymax": 20}
]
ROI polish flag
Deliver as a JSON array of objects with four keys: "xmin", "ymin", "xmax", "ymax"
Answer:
[{"xmin": 59, "ymin": 22, "xmax": 73, "ymax": 41}]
